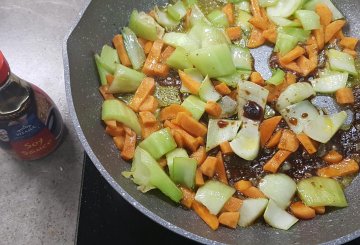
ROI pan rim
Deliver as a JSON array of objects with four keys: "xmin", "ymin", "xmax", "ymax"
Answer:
[{"xmin": 62, "ymin": 0, "xmax": 360, "ymax": 244}]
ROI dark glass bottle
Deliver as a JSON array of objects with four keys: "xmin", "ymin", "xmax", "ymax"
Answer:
[{"xmin": 0, "ymin": 51, "xmax": 64, "ymax": 160}]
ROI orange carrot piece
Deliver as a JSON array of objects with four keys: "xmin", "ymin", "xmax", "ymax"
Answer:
[
  {"xmin": 234, "ymin": 180, "xmax": 253, "ymax": 192},
  {"xmin": 200, "ymin": 156, "xmax": 218, "ymax": 178},
  {"xmin": 205, "ymin": 101, "xmax": 222, "ymax": 118},
  {"xmin": 195, "ymin": 168, "xmax": 205, "ymax": 186},
  {"xmin": 175, "ymin": 112, "xmax": 208, "ymax": 137},
  {"xmin": 343, "ymin": 48, "xmax": 358, "ymax": 58},
  {"xmin": 250, "ymin": 72, "xmax": 265, "ymax": 86},
  {"xmin": 139, "ymin": 111, "xmax": 157, "ymax": 126},
  {"xmin": 305, "ymin": 44, "xmax": 319, "ymax": 66},
  {"xmin": 215, "ymin": 82, "xmax": 232, "ymax": 95},
  {"xmin": 317, "ymin": 159, "xmax": 359, "ymax": 177},
  {"xmin": 262, "ymin": 27, "xmax": 277, "ymax": 44},
  {"xmin": 218, "ymin": 212, "xmax": 240, "ymax": 229},
  {"xmin": 160, "ymin": 104, "xmax": 191, "ymax": 121},
  {"xmin": 158, "ymin": 158, "xmax": 167, "ymax": 168},
  {"xmin": 192, "ymin": 201, "xmax": 219, "ymax": 230},
  {"xmin": 249, "ymin": 16, "xmax": 268, "ymax": 31},
  {"xmin": 113, "ymin": 35, "xmax": 132, "ymax": 67},
  {"xmin": 121, "ymin": 129, "xmax": 137, "ymax": 160},
  {"xmin": 216, "ymin": 152, "xmax": 228, "ymax": 184},
  {"xmin": 286, "ymin": 72, "xmax": 297, "ymax": 84},
  {"xmin": 99, "ymin": 85, "xmax": 115, "ymax": 100},
  {"xmin": 144, "ymin": 41, "xmax": 153, "ymax": 55},
  {"xmin": 137, "ymin": 37, "xmax": 147, "ymax": 49},
  {"xmin": 142, "ymin": 40, "xmax": 164, "ymax": 76},
  {"xmin": 153, "ymin": 63, "xmax": 170, "ymax": 77},
  {"xmin": 336, "ymin": 87, "xmax": 355, "ymax": 105},
  {"xmin": 266, "ymin": 130, "xmax": 283, "ymax": 148},
  {"xmin": 323, "ymin": 150, "xmax": 343, "ymax": 164},
  {"xmin": 325, "ymin": 20, "xmax": 346, "ymax": 43},
  {"xmin": 171, "ymin": 129, "xmax": 184, "ymax": 148},
  {"xmin": 105, "ymin": 125, "xmax": 125, "ymax": 137},
  {"xmin": 315, "ymin": 3, "xmax": 333, "ymax": 26},
  {"xmin": 222, "ymin": 3, "xmax": 235, "ymax": 26},
  {"xmin": 278, "ymin": 129, "xmax": 300, "ymax": 152},
  {"xmin": 220, "ymin": 141, "xmax": 233, "ymax": 155},
  {"xmin": 297, "ymin": 133, "xmax": 318, "ymax": 155},
  {"xmin": 263, "ymin": 150, "xmax": 292, "ymax": 173},
  {"xmin": 222, "ymin": 197, "xmax": 243, "ymax": 212},
  {"xmin": 148, "ymin": 10, "xmax": 156, "ymax": 19},
  {"xmin": 297, "ymin": 55, "xmax": 317, "ymax": 76},
  {"xmin": 313, "ymin": 26, "xmax": 325, "ymax": 50},
  {"xmin": 242, "ymin": 186, "xmax": 266, "ymax": 198},
  {"xmin": 191, "ymin": 146, "xmax": 207, "ymax": 165},
  {"xmin": 250, "ymin": 0, "xmax": 262, "ymax": 17},
  {"xmin": 259, "ymin": 116, "xmax": 282, "ymax": 147},
  {"xmin": 113, "ymin": 135, "xmax": 125, "ymax": 151},
  {"xmin": 180, "ymin": 187, "xmax": 195, "ymax": 209},
  {"xmin": 248, "ymin": 27, "xmax": 266, "ymax": 48},
  {"xmin": 178, "ymin": 70, "xmax": 201, "ymax": 95},
  {"xmin": 290, "ymin": 202, "xmax": 316, "ymax": 220},
  {"xmin": 160, "ymin": 46, "xmax": 176, "ymax": 63},
  {"xmin": 129, "ymin": 77, "xmax": 155, "ymax": 112},
  {"xmin": 106, "ymin": 74, "xmax": 114, "ymax": 86},
  {"xmin": 226, "ymin": 26, "xmax": 242, "ymax": 41},
  {"xmin": 141, "ymin": 122, "xmax": 160, "ymax": 139},
  {"xmin": 312, "ymin": 206, "xmax": 326, "ymax": 214},
  {"xmin": 174, "ymin": 128, "xmax": 199, "ymax": 152},
  {"xmin": 279, "ymin": 46, "xmax": 306, "ymax": 64},
  {"xmin": 104, "ymin": 120, "xmax": 117, "ymax": 129},
  {"xmin": 307, "ymin": 34, "xmax": 318, "ymax": 46},
  {"xmin": 139, "ymin": 96, "xmax": 158, "ymax": 113}
]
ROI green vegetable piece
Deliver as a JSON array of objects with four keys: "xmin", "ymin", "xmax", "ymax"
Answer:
[
  {"xmin": 189, "ymin": 4, "xmax": 211, "ymax": 27},
  {"xmin": 189, "ymin": 44, "xmax": 236, "ymax": 78},
  {"xmin": 199, "ymin": 76, "xmax": 222, "ymax": 102},
  {"xmin": 173, "ymin": 157, "xmax": 197, "ymax": 189},
  {"xmin": 167, "ymin": 1, "xmax": 187, "ymax": 21},
  {"xmin": 125, "ymin": 147, "xmax": 183, "ymax": 202},
  {"xmin": 184, "ymin": 0, "xmax": 197, "ymax": 8},
  {"xmin": 297, "ymin": 176, "xmax": 348, "ymax": 207},
  {"xmin": 139, "ymin": 128, "xmax": 177, "ymax": 160},
  {"xmin": 181, "ymin": 95, "xmax": 206, "ymax": 120},
  {"xmin": 184, "ymin": 68, "xmax": 204, "ymax": 82},
  {"xmin": 230, "ymin": 45, "xmax": 253, "ymax": 71},
  {"xmin": 267, "ymin": 69, "xmax": 285, "ymax": 86},
  {"xmin": 206, "ymin": 119, "xmax": 242, "ymax": 151},
  {"xmin": 207, "ymin": 10, "xmax": 229, "ymax": 28},
  {"xmin": 195, "ymin": 180, "xmax": 236, "ymax": 215},
  {"xmin": 269, "ymin": 16, "xmax": 301, "ymax": 27},
  {"xmin": 163, "ymin": 32, "xmax": 200, "ymax": 52},
  {"xmin": 263, "ymin": 199, "xmax": 298, "ymax": 230},
  {"xmin": 310, "ymin": 72, "xmax": 348, "ymax": 93},
  {"xmin": 236, "ymin": 1, "xmax": 251, "ymax": 13},
  {"xmin": 276, "ymin": 82, "xmax": 315, "ymax": 111},
  {"xmin": 259, "ymin": 0, "xmax": 279, "ymax": 7},
  {"xmin": 279, "ymin": 27, "xmax": 311, "ymax": 43},
  {"xmin": 94, "ymin": 54, "xmax": 110, "ymax": 85},
  {"xmin": 154, "ymin": 6, "xmax": 180, "ymax": 29},
  {"xmin": 100, "ymin": 45, "xmax": 120, "ymax": 73},
  {"xmin": 217, "ymin": 71, "xmax": 244, "ymax": 88},
  {"xmin": 295, "ymin": 10, "xmax": 320, "ymax": 31},
  {"xmin": 267, "ymin": 0, "xmax": 302, "ymax": 18},
  {"xmin": 129, "ymin": 10, "xmax": 164, "ymax": 41},
  {"xmin": 303, "ymin": 0, "xmax": 343, "ymax": 20},
  {"xmin": 166, "ymin": 47, "xmax": 193, "ymax": 70},
  {"xmin": 102, "ymin": 99, "xmax": 141, "ymax": 135},
  {"xmin": 108, "ymin": 64, "xmax": 146, "ymax": 93},
  {"xmin": 238, "ymin": 198, "xmax": 268, "ymax": 227},
  {"xmin": 235, "ymin": 10, "xmax": 252, "ymax": 33},
  {"xmin": 122, "ymin": 27, "xmax": 145, "ymax": 70},
  {"xmin": 327, "ymin": 49, "xmax": 358, "ymax": 76},
  {"xmin": 166, "ymin": 148, "xmax": 189, "ymax": 179},
  {"xmin": 275, "ymin": 32, "xmax": 299, "ymax": 56}
]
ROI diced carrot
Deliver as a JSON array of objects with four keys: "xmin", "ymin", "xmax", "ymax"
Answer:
[
  {"xmin": 228, "ymin": 90, "xmax": 238, "ymax": 101},
  {"xmin": 139, "ymin": 96, "xmax": 158, "ymax": 113},
  {"xmin": 139, "ymin": 111, "xmax": 157, "ymax": 126},
  {"xmin": 248, "ymin": 27, "xmax": 266, "ymax": 48},
  {"xmin": 99, "ymin": 85, "xmax": 115, "ymax": 100},
  {"xmin": 200, "ymin": 156, "xmax": 218, "ymax": 178},
  {"xmin": 174, "ymin": 128, "xmax": 200, "ymax": 152},
  {"xmin": 104, "ymin": 120, "xmax": 117, "ymax": 129},
  {"xmin": 343, "ymin": 48, "xmax": 358, "ymax": 57},
  {"xmin": 205, "ymin": 101, "xmax": 222, "ymax": 118},
  {"xmin": 286, "ymin": 72, "xmax": 297, "ymax": 84},
  {"xmin": 234, "ymin": 180, "xmax": 253, "ymax": 192},
  {"xmin": 178, "ymin": 70, "xmax": 201, "ymax": 95},
  {"xmin": 307, "ymin": 35, "xmax": 318, "ymax": 46},
  {"xmin": 226, "ymin": 26, "xmax": 242, "ymax": 41},
  {"xmin": 297, "ymin": 133, "xmax": 318, "ymax": 155},
  {"xmin": 180, "ymin": 187, "xmax": 195, "ymax": 209},
  {"xmin": 312, "ymin": 206, "xmax": 326, "ymax": 214},
  {"xmin": 105, "ymin": 125, "xmax": 124, "ymax": 137},
  {"xmin": 113, "ymin": 35, "xmax": 132, "ymax": 67},
  {"xmin": 262, "ymin": 26, "xmax": 277, "ymax": 44},
  {"xmin": 129, "ymin": 77, "xmax": 155, "ymax": 112},
  {"xmin": 323, "ymin": 150, "xmax": 343, "ymax": 164},
  {"xmin": 121, "ymin": 129, "xmax": 137, "ymax": 160},
  {"xmin": 196, "ymin": 136, "xmax": 205, "ymax": 146},
  {"xmin": 192, "ymin": 201, "xmax": 219, "ymax": 230},
  {"xmin": 106, "ymin": 74, "xmax": 114, "ymax": 86},
  {"xmin": 279, "ymin": 46, "xmax": 306, "ymax": 64},
  {"xmin": 175, "ymin": 112, "xmax": 208, "ymax": 137},
  {"xmin": 215, "ymin": 82, "xmax": 232, "ymax": 95},
  {"xmin": 141, "ymin": 121, "xmax": 160, "ymax": 139},
  {"xmin": 222, "ymin": 197, "xmax": 243, "ymax": 212},
  {"xmin": 160, "ymin": 104, "xmax": 191, "ymax": 122},
  {"xmin": 259, "ymin": 116, "xmax": 282, "ymax": 147},
  {"xmin": 278, "ymin": 58, "xmax": 302, "ymax": 74},
  {"xmin": 313, "ymin": 26, "xmax": 325, "ymax": 50},
  {"xmin": 171, "ymin": 129, "xmax": 184, "ymax": 148},
  {"xmin": 113, "ymin": 136, "xmax": 125, "ymax": 151},
  {"xmin": 191, "ymin": 146, "xmax": 207, "ymax": 166},
  {"xmin": 142, "ymin": 40, "xmax": 164, "ymax": 76},
  {"xmin": 216, "ymin": 152, "xmax": 228, "ymax": 184},
  {"xmin": 263, "ymin": 150, "xmax": 292, "ymax": 173},
  {"xmin": 196, "ymin": 169, "xmax": 205, "ymax": 187},
  {"xmin": 305, "ymin": 44, "xmax": 319, "ymax": 66},
  {"xmin": 153, "ymin": 63, "xmax": 170, "ymax": 77},
  {"xmin": 315, "ymin": 3, "xmax": 333, "ymax": 26},
  {"xmin": 160, "ymin": 45, "xmax": 176, "ymax": 63},
  {"xmin": 336, "ymin": 87, "xmax": 355, "ymax": 105},
  {"xmin": 317, "ymin": 159, "xmax": 359, "ymax": 177},
  {"xmin": 158, "ymin": 158, "xmax": 167, "ymax": 168},
  {"xmin": 242, "ymin": 186, "xmax": 266, "ymax": 198},
  {"xmin": 290, "ymin": 202, "xmax": 316, "ymax": 220},
  {"xmin": 250, "ymin": 72, "xmax": 265, "ymax": 86},
  {"xmin": 266, "ymin": 130, "xmax": 283, "ymax": 148},
  {"xmin": 137, "ymin": 37, "xmax": 147, "ymax": 49},
  {"xmin": 144, "ymin": 41, "xmax": 153, "ymax": 55},
  {"xmin": 278, "ymin": 129, "xmax": 300, "ymax": 152},
  {"xmin": 297, "ymin": 55, "xmax": 317, "ymax": 76},
  {"xmin": 222, "ymin": 3, "xmax": 235, "ymax": 26},
  {"xmin": 249, "ymin": 16, "xmax": 268, "ymax": 31},
  {"xmin": 220, "ymin": 141, "xmax": 233, "ymax": 155},
  {"xmin": 218, "ymin": 212, "xmax": 240, "ymax": 229},
  {"xmin": 250, "ymin": 0, "xmax": 262, "ymax": 18},
  {"xmin": 325, "ymin": 20, "xmax": 346, "ymax": 43}
]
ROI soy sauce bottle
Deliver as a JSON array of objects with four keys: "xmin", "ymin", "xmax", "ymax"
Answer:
[{"xmin": 0, "ymin": 51, "xmax": 64, "ymax": 160}]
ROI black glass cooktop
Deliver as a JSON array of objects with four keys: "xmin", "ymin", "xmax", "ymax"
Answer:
[{"xmin": 76, "ymin": 154, "xmax": 359, "ymax": 245}]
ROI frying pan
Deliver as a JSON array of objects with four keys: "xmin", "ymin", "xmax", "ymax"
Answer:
[{"xmin": 64, "ymin": 0, "xmax": 360, "ymax": 244}]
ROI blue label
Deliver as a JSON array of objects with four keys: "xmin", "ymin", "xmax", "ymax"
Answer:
[{"xmin": 7, "ymin": 113, "xmax": 45, "ymax": 141}]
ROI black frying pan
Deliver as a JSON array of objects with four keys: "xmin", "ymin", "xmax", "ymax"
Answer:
[{"xmin": 64, "ymin": 0, "xmax": 360, "ymax": 243}]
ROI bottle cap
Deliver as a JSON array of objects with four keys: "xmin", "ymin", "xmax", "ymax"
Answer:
[{"xmin": 0, "ymin": 51, "xmax": 10, "ymax": 85}]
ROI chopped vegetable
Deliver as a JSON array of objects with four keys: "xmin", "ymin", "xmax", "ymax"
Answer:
[
  {"xmin": 139, "ymin": 128, "xmax": 177, "ymax": 159},
  {"xmin": 327, "ymin": 49, "xmax": 358, "ymax": 76},
  {"xmin": 234, "ymin": 180, "xmax": 253, "ymax": 192},
  {"xmin": 192, "ymin": 201, "xmax": 219, "ymax": 230},
  {"xmin": 263, "ymin": 199, "xmax": 299, "ymax": 230},
  {"xmin": 166, "ymin": 148, "xmax": 189, "ymax": 179},
  {"xmin": 199, "ymin": 76, "xmax": 222, "ymax": 102},
  {"xmin": 129, "ymin": 77, "xmax": 155, "ymax": 112},
  {"xmin": 181, "ymin": 95, "xmax": 206, "ymax": 120},
  {"xmin": 166, "ymin": 47, "xmax": 193, "ymax": 70},
  {"xmin": 325, "ymin": 20, "xmax": 346, "ymax": 43},
  {"xmin": 242, "ymin": 186, "xmax": 267, "ymax": 199},
  {"xmin": 108, "ymin": 64, "xmax": 146, "ymax": 93},
  {"xmin": 263, "ymin": 150, "xmax": 292, "ymax": 173},
  {"xmin": 218, "ymin": 212, "xmax": 240, "ymax": 229},
  {"xmin": 295, "ymin": 10, "xmax": 321, "ymax": 30},
  {"xmin": 290, "ymin": 202, "xmax": 316, "ymax": 220},
  {"xmin": 207, "ymin": 10, "xmax": 229, "ymax": 28},
  {"xmin": 173, "ymin": 157, "xmax": 197, "ymax": 189},
  {"xmin": 267, "ymin": 0, "xmax": 302, "ymax": 18},
  {"xmin": 317, "ymin": 159, "xmax": 359, "ymax": 177},
  {"xmin": 267, "ymin": 69, "xmax": 285, "ymax": 86},
  {"xmin": 259, "ymin": 116, "xmax": 282, "ymax": 147},
  {"xmin": 238, "ymin": 198, "xmax": 268, "ymax": 227},
  {"xmin": 200, "ymin": 156, "xmax": 218, "ymax": 178},
  {"xmin": 297, "ymin": 133, "xmax": 318, "ymax": 155},
  {"xmin": 129, "ymin": 10, "xmax": 164, "ymax": 41},
  {"xmin": 122, "ymin": 27, "xmax": 146, "ymax": 70},
  {"xmin": 278, "ymin": 129, "xmax": 300, "ymax": 152},
  {"xmin": 310, "ymin": 72, "xmax": 348, "ymax": 93}
]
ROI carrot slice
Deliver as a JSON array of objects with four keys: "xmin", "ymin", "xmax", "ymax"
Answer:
[
  {"xmin": 137, "ymin": 37, "xmax": 147, "ymax": 49},
  {"xmin": 218, "ymin": 212, "xmax": 240, "ymax": 229},
  {"xmin": 171, "ymin": 129, "xmax": 184, "ymax": 148},
  {"xmin": 141, "ymin": 120, "xmax": 160, "ymax": 139},
  {"xmin": 297, "ymin": 133, "xmax": 318, "ymax": 155},
  {"xmin": 144, "ymin": 41, "xmax": 153, "ymax": 55},
  {"xmin": 278, "ymin": 129, "xmax": 300, "ymax": 152},
  {"xmin": 315, "ymin": 3, "xmax": 333, "ymax": 26},
  {"xmin": 242, "ymin": 186, "xmax": 266, "ymax": 198},
  {"xmin": 305, "ymin": 44, "xmax": 319, "ymax": 66},
  {"xmin": 222, "ymin": 3, "xmax": 235, "ymax": 26},
  {"xmin": 104, "ymin": 120, "xmax": 117, "ymax": 129},
  {"xmin": 113, "ymin": 135, "xmax": 125, "ymax": 151},
  {"xmin": 263, "ymin": 150, "xmax": 292, "ymax": 173},
  {"xmin": 216, "ymin": 152, "xmax": 228, "ymax": 184},
  {"xmin": 323, "ymin": 150, "xmax": 343, "ymax": 164},
  {"xmin": 106, "ymin": 74, "xmax": 114, "ymax": 85},
  {"xmin": 174, "ymin": 128, "xmax": 200, "ymax": 152},
  {"xmin": 112, "ymin": 34, "xmax": 132, "ymax": 67},
  {"xmin": 248, "ymin": 27, "xmax": 266, "ymax": 48},
  {"xmin": 142, "ymin": 40, "xmax": 165, "ymax": 76},
  {"xmin": 175, "ymin": 112, "xmax": 208, "ymax": 137},
  {"xmin": 99, "ymin": 85, "xmax": 115, "ymax": 100},
  {"xmin": 250, "ymin": 0, "xmax": 262, "ymax": 17},
  {"xmin": 343, "ymin": 48, "xmax": 358, "ymax": 57},
  {"xmin": 312, "ymin": 206, "xmax": 326, "ymax": 214},
  {"xmin": 234, "ymin": 180, "xmax": 253, "ymax": 192},
  {"xmin": 249, "ymin": 16, "xmax": 268, "ymax": 31},
  {"xmin": 200, "ymin": 156, "xmax": 218, "ymax": 178},
  {"xmin": 226, "ymin": 26, "xmax": 242, "ymax": 41},
  {"xmin": 262, "ymin": 26, "xmax": 277, "ymax": 44},
  {"xmin": 259, "ymin": 116, "xmax": 282, "ymax": 147},
  {"xmin": 278, "ymin": 58, "xmax": 302, "ymax": 74},
  {"xmin": 220, "ymin": 141, "xmax": 233, "ymax": 155},
  {"xmin": 160, "ymin": 45, "xmax": 176, "ymax": 63},
  {"xmin": 105, "ymin": 125, "xmax": 125, "ymax": 137},
  {"xmin": 296, "ymin": 55, "xmax": 317, "ymax": 76},
  {"xmin": 250, "ymin": 71, "xmax": 265, "ymax": 86},
  {"xmin": 192, "ymin": 201, "xmax": 219, "ymax": 230},
  {"xmin": 266, "ymin": 130, "xmax": 283, "ymax": 148},
  {"xmin": 121, "ymin": 129, "xmax": 137, "ymax": 160},
  {"xmin": 159, "ymin": 104, "xmax": 191, "ymax": 121},
  {"xmin": 139, "ymin": 111, "xmax": 157, "ymax": 126},
  {"xmin": 317, "ymin": 159, "xmax": 359, "ymax": 177},
  {"xmin": 222, "ymin": 197, "xmax": 243, "ymax": 212},
  {"xmin": 325, "ymin": 20, "xmax": 346, "ymax": 43},
  {"xmin": 129, "ymin": 77, "xmax": 155, "ymax": 112},
  {"xmin": 279, "ymin": 46, "xmax": 306, "ymax": 64},
  {"xmin": 191, "ymin": 146, "xmax": 207, "ymax": 165},
  {"xmin": 178, "ymin": 70, "xmax": 201, "ymax": 95},
  {"xmin": 139, "ymin": 95, "xmax": 158, "ymax": 113},
  {"xmin": 290, "ymin": 202, "xmax": 316, "ymax": 220},
  {"xmin": 205, "ymin": 101, "xmax": 222, "ymax": 118},
  {"xmin": 313, "ymin": 26, "xmax": 325, "ymax": 50},
  {"xmin": 336, "ymin": 87, "xmax": 355, "ymax": 105},
  {"xmin": 195, "ymin": 168, "xmax": 205, "ymax": 186},
  {"xmin": 215, "ymin": 82, "xmax": 232, "ymax": 95},
  {"xmin": 180, "ymin": 187, "xmax": 195, "ymax": 209}
]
